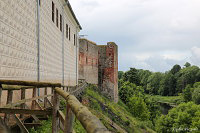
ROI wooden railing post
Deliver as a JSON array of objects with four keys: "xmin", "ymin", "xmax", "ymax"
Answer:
[
  {"xmin": 4, "ymin": 90, "xmax": 13, "ymax": 124},
  {"xmin": 52, "ymin": 88, "xmax": 59, "ymax": 133},
  {"xmin": 32, "ymin": 87, "xmax": 37, "ymax": 109},
  {"xmin": 0, "ymin": 84, "xmax": 2, "ymax": 107},
  {"xmin": 64, "ymin": 104, "xmax": 74, "ymax": 133},
  {"xmin": 44, "ymin": 87, "xmax": 48, "ymax": 108},
  {"xmin": 51, "ymin": 87, "xmax": 54, "ymax": 103},
  {"xmin": 20, "ymin": 88, "xmax": 26, "ymax": 118}
]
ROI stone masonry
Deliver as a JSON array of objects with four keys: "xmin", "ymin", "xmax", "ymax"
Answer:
[
  {"xmin": 79, "ymin": 39, "xmax": 118, "ymax": 102},
  {"xmin": 79, "ymin": 39, "xmax": 98, "ymax": 85}
]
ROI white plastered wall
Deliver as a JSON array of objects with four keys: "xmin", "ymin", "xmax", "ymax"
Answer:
[{"xmin": 0, "ymin": 0, "xmax": 79, "ymax": 86}]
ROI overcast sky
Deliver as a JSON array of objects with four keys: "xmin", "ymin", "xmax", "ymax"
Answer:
[{"xmin": 70, "ymin": 0, "xmax": 200, "ymax": 72}]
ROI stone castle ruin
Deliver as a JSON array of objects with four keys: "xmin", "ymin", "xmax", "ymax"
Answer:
[{"xmin": 79, "ymin": 39, "xmax": 118, "ymax": 102}]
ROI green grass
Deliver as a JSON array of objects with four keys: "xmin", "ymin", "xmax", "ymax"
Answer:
[{"xmin": 29, "ymin": 118, "xmax": 52, "ymax": 133}]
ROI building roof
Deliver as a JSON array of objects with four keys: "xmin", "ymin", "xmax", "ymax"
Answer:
[{"xmin": 65, "ymin": 0, "xmax": 82, "ymax": 30}]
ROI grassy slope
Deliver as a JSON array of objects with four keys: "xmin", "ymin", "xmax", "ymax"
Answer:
[{"xmin": 82, "ymin": 85, "xmax": 155, "ymax": 133}]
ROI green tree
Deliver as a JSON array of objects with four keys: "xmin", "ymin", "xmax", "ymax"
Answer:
[
  {"xmin": 144, "ymin": 96, "xmax": 161, "ymax": 125},
  {"xmin": 176, "ymin": 66, "xmax": 200, "ymax": 93},
  {"xmin": 127, "ymin": 96, "xmax": 150, "ymax": 120},
  {"xmin": 183, "ymin": 85, "xmax": 192, "ymax": 102},
  {"xmin": 184, "ymin": 62, "xmax": 191, "ymax": 68},
  {"xmin": 156, "ymin": 102, "xmax": 200, "ymax": 133},
  {"xmin": 183, "ymin": 82, "xmax": 200, "ymax": 104},
  {"xmin": 138, "ymin": 70, "xmax": 152, "ymax": 92},
  {"xmin": 118, "ymin": 79, "xmax": 124, "ymax": 89},
  {"xmin": 194, "ymin": 82, "xmax": 200, "ymax": 88},
  {"xmin": 192, "ymin": 87, "xmax": 200, "ymax": 104},
  {"xmin": 118, "ymin": 71, "xmax": 124, "ymax": 80},
  {"xmin": 170, "ymin": 64, "xmax": 181, "ymax": 75},
  {"xmin": 159, "ymin": 72, "xmax": 176, "ymax": 96},
  {"xmin": 147, "ymin": 72, "xmax": 163, "ymax": 95},
  {"xmin": 119, "ymin": 82, "xmax": 136, "ymax": 104},
  {"xmin": 123, "ymin": 68, "xmax": 140, "ymax": 86}
]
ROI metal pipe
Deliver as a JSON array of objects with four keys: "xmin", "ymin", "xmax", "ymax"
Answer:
[
  {"xmin": 62, "ymin": 6, "xmax": 65, "ymax": 86},
  {"xmin": 36, "ymin": 0, "xmax": 40, "ymax": 96},
  {"xmin": 76, "ymin": 27, "xmax": 78, "ymax": 86}
]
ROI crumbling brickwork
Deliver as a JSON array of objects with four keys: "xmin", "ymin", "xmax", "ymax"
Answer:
[
  {"xmin": 98, "ymin": 43, "xmax": 118, "ymax": 103},
  {"xmin": 79, "ymin": 39, "xmax": 118, "ymax": 102}
]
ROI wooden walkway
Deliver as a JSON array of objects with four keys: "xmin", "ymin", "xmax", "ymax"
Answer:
[{"xmin": 0, "ymin": 80, "xmax": 110, "ymax": 133}]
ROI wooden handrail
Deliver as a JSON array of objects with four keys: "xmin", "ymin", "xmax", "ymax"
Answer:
[
  {"xmin": 54, "ymin": 87, "xmax": 110, "ymax": 133},
  {"xmin": 2, "ymin": 85, "xmax": 34, "ymax": 90},
  {"xmin": 3, "ymin": 94, "xmax": 53, "ymax": 108},
  {"xmin": 71, "ymin": 81, "xmax": 87, "ymax": 94},
  {"xmin": 0, "ymin": 80, "xmax": 110, "ymax": 133},
  {"xmin": 0, "ymin": 80, "xmax": 61, "ymax": 87}
]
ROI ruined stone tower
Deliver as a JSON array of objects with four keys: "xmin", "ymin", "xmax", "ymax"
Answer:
[
  {"xmin": 79, "ymin": 39, "xmax": 118, "ymax": 102},
  {"xmin": 98, "ymin": 43, "xmax": 118, "ymax": 103}
]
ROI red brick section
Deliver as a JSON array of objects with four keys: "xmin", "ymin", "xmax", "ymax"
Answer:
[
  {"xmin": 99, "ymin": 43, "xmax": 118, "ymax": 103},
  {"xmin": 105, "ymin": 45, "xmax": 115, "ymax": 84}
]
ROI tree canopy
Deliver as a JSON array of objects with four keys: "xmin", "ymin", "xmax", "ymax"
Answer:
[{"xmin": 156, "ymin": 102, "xmax": 200, "ymax": 133}]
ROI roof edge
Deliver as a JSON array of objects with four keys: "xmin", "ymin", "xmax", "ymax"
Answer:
[
  {"xmin": 80, "ymin": 38, "xmax": 97, "ymax": 45},
  {"xmin": 65, "ymin": 0, "xmax": 82, "ymax": 30}
]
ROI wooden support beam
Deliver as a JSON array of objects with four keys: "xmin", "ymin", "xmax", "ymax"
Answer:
[
  {"xmin": 52, "ymin": 90, "xmax": 59, "ymax": 133},
  {"xmin": 0, "ymin": 116, "xmax": 10, "ymax": 132},
  {"xmin": 24, "ymin": 104, "xmax": 40, "ymax": 123},
  {"xmin": 0, "ymin": 84, "xmax": 2, "ymax": 107},
  {"xmin": 13, "ymin": 114, "xmax": 29, "ymax": 133},
  {"xmin": 58, "ymin": 110, "xmax": 65, "ymax": 131},
  {"xmin": 47, "ymin": 98, "xmax": 53, "ymax": 107},
  {"xmin": 44, "ymin": 87, "xmax": 48, "ymax": 108},
  {"xmin": 5, "ymin": 90, "xmax": 13, "ymax": 124},
  {"xmin": 64, "ymin": 104, "xmax": 74, "ymax": 133},
  {"xmin": 23, "ymin": 123, "xmax": 42, "ymax": 128},
  {"xmin": 0, "ymin": 108, "xmax": 52, "ymax": 115},
  {"xmin": 51, "ymin": 87, "xmax": 54, "ymax": 103},
  {"xmin": 32, "ymin": 88, "xmax": 37, "ymax": 109},
  {"xmin": 6, "ymin": 90, "xmax": 13, "ymax": 105},
  {"xmin": 0, "ymin": 80, "xmax": 61, "ymax": 88},
  {"xmin": 58, "ymin": 110, "xmax": 65, "ymax": 126},
  {"xmin": 35, "ymin": 100, "xmax": 43, "ymax": 110},
  {"xmin": 20, "ymin": 88, "xmax": 26, "ymax": 118},
  {"xmin": 4, "ymin": 94, "xmax": 53, "ymax": 108}
]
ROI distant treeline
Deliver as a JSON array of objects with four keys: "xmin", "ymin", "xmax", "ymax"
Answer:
[{"xmin": 119, "ymin": 62, "xmax": 200, "ymax": 96}]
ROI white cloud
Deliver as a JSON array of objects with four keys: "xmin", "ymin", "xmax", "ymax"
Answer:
[
  {"xmin": 190, "ymin": 46, "xmax": 200, "ymax": 66},
  {"xmin": 70, "ymin": 0, "xmax": 200, "ymax": 71}
]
